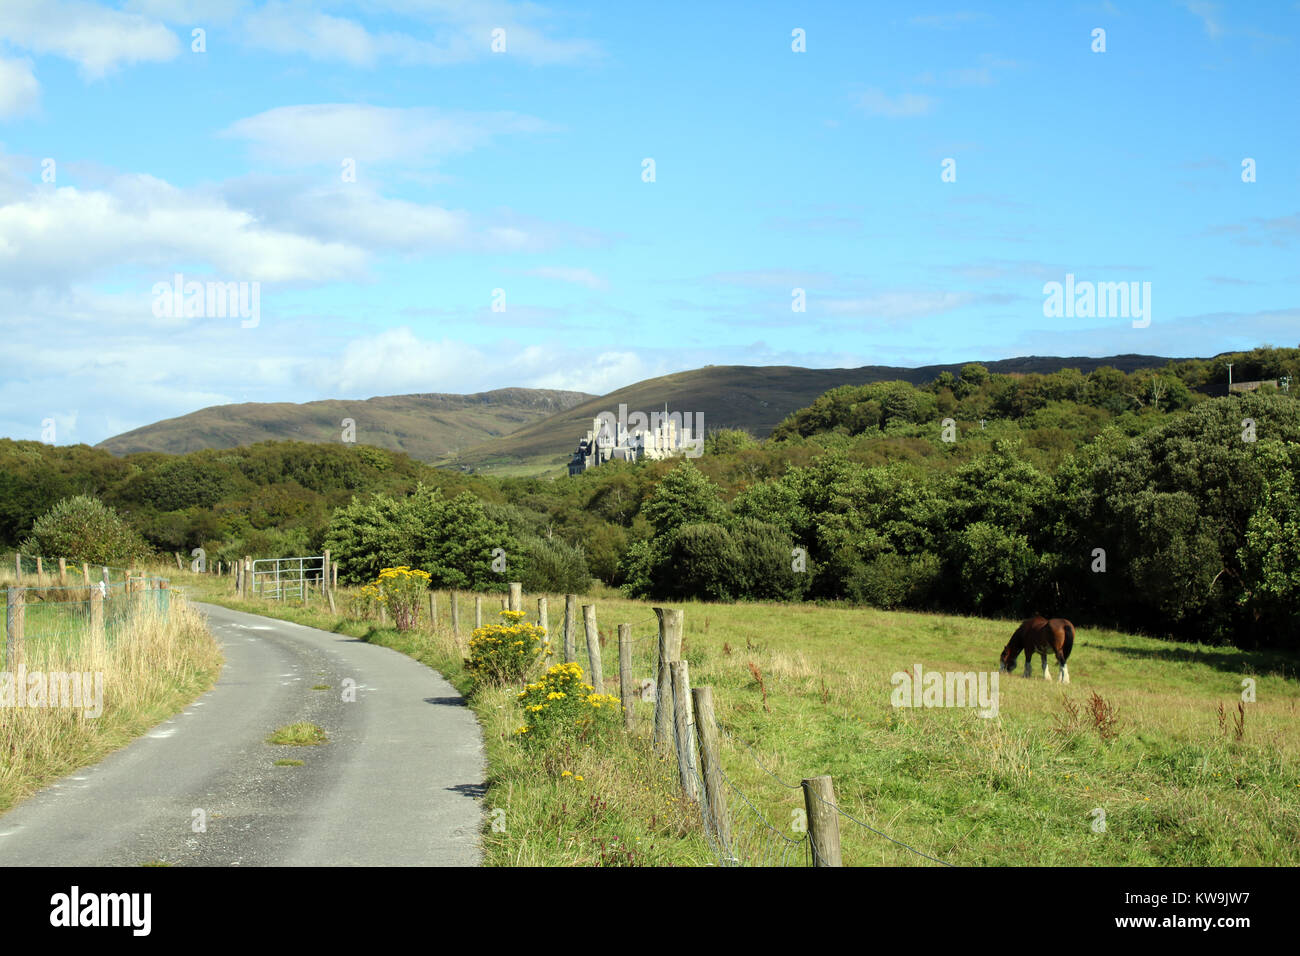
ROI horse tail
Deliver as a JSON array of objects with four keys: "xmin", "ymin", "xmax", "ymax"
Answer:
[{"xmin": 1062, "ymin": 621, "xmax": 1074, "ymax": 662}]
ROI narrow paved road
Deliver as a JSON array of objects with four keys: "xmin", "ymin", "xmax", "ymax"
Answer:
[{"xmin": 0, "ymin": 603, "xmax": 485, "ymax": 866}]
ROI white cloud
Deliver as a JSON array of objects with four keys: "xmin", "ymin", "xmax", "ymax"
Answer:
[
  {"xmin": 1182, "ymin": 1, "xmax": 1224, "ymax": 40},
  {"xmin": 242, "ymin": 0, "xmax": 601, "ymax": 67},
  {"xmin": 524, "ymin": 266, "xmax": 607, "ymax": 290},
  {"xmin": 124, "ymin": 0, "xmax": 248, "ymax": 23},
  {"xmin": 221, "ymin": 103, "xmax": 550, "ymax": 167},
  {"xmin": 856, "ymin": 88, "xmax": 936, "ymax": 117},
  {"xmin": 0, "ymin": 172, "xmax": 363, "ymax": 286},
  {"xmin": 0, "ymin": 0, "xmax": 179, "ymax": 78},
  {"xmin": 821, "ymin": 291, "xmax": 977, "ymax": 321},
  {"xmin": 0, "ymin": 57, "xmax": 39, "ymax": 116}
]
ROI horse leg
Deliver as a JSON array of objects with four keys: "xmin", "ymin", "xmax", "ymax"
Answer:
[
  {"xmin": 1040, "ymin": 651, "xmax": 1050, "ymax": 680},
  {"xmin": 1057, "ymin": 648, "xmax": 1070, "ymax": 684},
  {"xmin": 1022, "ymin": 652, "xmax": 1033, "ymax": 678}
]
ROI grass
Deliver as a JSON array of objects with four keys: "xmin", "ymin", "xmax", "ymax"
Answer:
[
  {"xmin": 174, "ymin": 569, "xmax": 1300, "ymax": 867},
  {"xmin": 0, "ymin": 573, "xmax": 223, "ymax": 816},
  {"xmin": 266, "ymin": 722, "xmax": 327, "ymax": 746},
  {"xmin": 274, "ymin": 759, "xmax": 305, "ymax": 767}
]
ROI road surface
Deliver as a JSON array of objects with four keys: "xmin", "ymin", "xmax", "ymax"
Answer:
[{"xmin": 0, "ymin": 602, "xmax": 485, "ymax": 866}]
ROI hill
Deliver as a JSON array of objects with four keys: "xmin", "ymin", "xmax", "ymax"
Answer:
[
  {"xmin": 447, "ymin": 354, "xmax": 1182, "ymax": 473},
  {"xmin": 97, "ymin": 388, "xmax": 594, "ymax": 463}
]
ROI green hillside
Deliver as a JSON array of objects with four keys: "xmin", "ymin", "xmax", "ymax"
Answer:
[
  {"xmin": 97, "ymin": 388, "xmax": 594, "ymax": 463},
  {"xmin": 447, "ymin": 354, "xmax": 1182, "ymax": 473}
]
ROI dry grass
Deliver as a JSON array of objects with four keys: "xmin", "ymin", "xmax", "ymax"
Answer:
[{"xmin": 0, "ymin": 594, "xmax": 223, "ymax": 814}]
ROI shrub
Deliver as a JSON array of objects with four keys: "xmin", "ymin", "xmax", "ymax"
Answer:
[
  {"xmin": 375, "ymin": 566, "xmax": 430, "ymax": 631},
  {"xmin": 20, "ymin": 495, "xmax": 151, "ymax": 566},
  {"xmin": 514, "ymin": 662, "xmax": 622, "ymax": 744},
  {"xmin": 514, "ymin": 534, "xmax": 592, "ymax": 593},
  {"xmin": 467, "ymin": 610, "xmax": 551, "ymax": 687},
  {"xmin": 347, "ymin": 583, "xmax": 385, "ymax": 620}
]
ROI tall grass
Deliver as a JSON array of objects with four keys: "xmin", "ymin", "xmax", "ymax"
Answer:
[{"xmin": 0, "ymin": 594, "xmax": 223, "ymax": 814}]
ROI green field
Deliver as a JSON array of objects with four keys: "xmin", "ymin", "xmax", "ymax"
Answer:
[{"xmin": 179, "ymin": 570, "xmax": 1300, "ymax": 866}]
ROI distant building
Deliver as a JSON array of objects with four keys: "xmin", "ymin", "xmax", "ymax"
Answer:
[
  {"xmin": 568, "ymin": 405, "xmax": 702, "ymax": 475},
  {"xmin": 1195, "ymin": 379, "xmax": 1280, "ymax": 398}
]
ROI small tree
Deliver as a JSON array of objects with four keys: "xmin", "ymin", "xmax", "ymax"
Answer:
[{"xmin": 20, "ymin": 495, "xmax": 150, "ymax": 566}]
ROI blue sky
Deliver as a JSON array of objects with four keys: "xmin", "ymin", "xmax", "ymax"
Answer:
[{"xmin": 0, "ymin": 0, "xmax": 1297, "ymax": 446}]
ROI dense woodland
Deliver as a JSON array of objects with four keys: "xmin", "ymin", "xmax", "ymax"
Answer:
[{"xmin": 4, "ymin": 346, "xmax": 1298, "ymax": 648}]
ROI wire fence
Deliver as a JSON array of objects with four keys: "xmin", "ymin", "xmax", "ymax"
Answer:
[{"xmin": 3, "ymin": 552, "xmax": 173, "ymax": 668}]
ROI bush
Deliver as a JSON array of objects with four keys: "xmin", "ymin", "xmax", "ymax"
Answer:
[
  {"xmin": 375, "ymin": 566, "xmax": 430, "ymax": 631},
  {"xmin": 20, "ymin": 495, "xmax": 151, "ymax": 566},
  {"xmin": 514, "ymin": 662, "xmax": 622, "ymax": 744},
  {"xmin": 514, "ymin": 534, "xmax": 592, "ymax": 593},
  {"xmin": 467, "ymin": 610, "xmax": 551, "ymax": 687}
]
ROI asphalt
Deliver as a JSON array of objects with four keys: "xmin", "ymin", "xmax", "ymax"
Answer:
[{"xmin": 0, "ymin": 602, "xmax": 485, "ymax": 866}]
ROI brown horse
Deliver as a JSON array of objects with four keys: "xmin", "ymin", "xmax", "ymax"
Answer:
[{"xmin": 999, "ymin": 616, "xmax": 1074, "ymax": 683}]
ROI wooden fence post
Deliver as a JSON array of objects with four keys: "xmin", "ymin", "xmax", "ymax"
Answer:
[
  {"xmin": 5, "ymin": 587, "xmax": 24, "ymax": 670},
  {"xmin": 618, "ymin": 623, "xmax": 634, "ymax": 730},
  {"xmin": 803, "ymin": 775, "xmax": 843, "ymax": 867},
  {"xmin": 692, "ymin": 686, "xmax": 733, "ymax": 855},
  {"xmin": 669, "ymin": 660, "xmax": 701, "ymax": 803},
  {"xmin": 35, "ymin": 556, "xmax": 43, "ymax": 586},
  {"xmin": 82, "ymin": 562, "xmax": 90, "ymax": 585},
  {"xmin": 537, "ymin": 596, "xmax": 548, "ymax": 635},
  {"xmin": 563, "ymin": 594, "xmax": 577, "ymax": 663},
  {"xmin": 451, "ymin": 591, "xmax": 460, "ymax": 640},
  {"xmin": 58, "ymin": 557, "xmax": 67, "ymax": 585},
  {"xmin": 474, "ymin": 595, "xmax": 482, "ymax": 629},
  {"xmin": 323, "ymin": 550, "xmax": 331, "ymax": 592},
  {"xmin": 653, "ymin": 608, "xmax": 684, "ymax": 751},
  {"xmin": 13, "ymin": 552, "xmax": 20, "ymax": 583},
  {"xmin": 326, "ymin": 586, "xmax": 337, "ymax": 614},
  {"xmin": 582, "ymin": 604, "xmax": 605, "ymax": 692},
  {"xmin": 244, "ymin": 556, "xmax": 252, "ymax": 598},
  {"xmin": 89, "ymin": 586, "xmax": 104, "ymax": 641},
  {"xmin": 174, "ymin": 552, "xmax": 183, "ymax": 570},
  {"xmin": 508, "ymin": 582, "xmax": 522, "ymax": 612},
  {"xmin": 429, "ymin": 591, "xmax": 438, "ymax": 628}
]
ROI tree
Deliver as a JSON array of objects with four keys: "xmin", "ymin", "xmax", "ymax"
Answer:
[
  {"xmin": 21, "ymin": 495, "xmax": 151, "ymax": 566},
  {"xmin": 639, "ymin": 461, "xmax": 725, "ymax": 536}
]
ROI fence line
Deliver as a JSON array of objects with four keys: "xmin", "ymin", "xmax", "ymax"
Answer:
[{"xmin": 215, "ymin": 573, "xmax": 953, "ymax": 867}]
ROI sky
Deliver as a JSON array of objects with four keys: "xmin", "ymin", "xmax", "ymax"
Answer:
[{"xmin": 0, "ymin": 0, "xmax": 1297, "ymax": 446}]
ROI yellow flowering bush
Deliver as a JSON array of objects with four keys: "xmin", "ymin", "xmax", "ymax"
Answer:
[
  {"xmin": 468, "ymin": 609, "xmax": 550, "ymax": 686},
  {"xmin": 375, "ymin": 566, "xmax": 430, "ymax": 631},
  {"xmin": 514, "ymin": 661, "xmax": 622, "ymax": 745},
  {"xmin": 347, "ymin": 583, "xmax": 385, "ymax": 620}
]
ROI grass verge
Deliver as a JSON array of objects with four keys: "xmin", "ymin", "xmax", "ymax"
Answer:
[
  {"xmin": 0, "ymin": 591, "xmax": 223, "ymax": 816},
  {"xmin": 174, "ymin": 570, "xmax": 1300, "ymax": 866}
]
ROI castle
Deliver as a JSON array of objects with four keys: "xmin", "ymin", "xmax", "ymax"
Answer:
[{"xmin": 568, "ymin": 405, "xmax": 702, "ymax": 475}]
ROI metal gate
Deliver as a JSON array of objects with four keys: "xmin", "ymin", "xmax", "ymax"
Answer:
[{"xmin": 250, "ymin": 555, "xmax": 326, "ymax": 601}]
